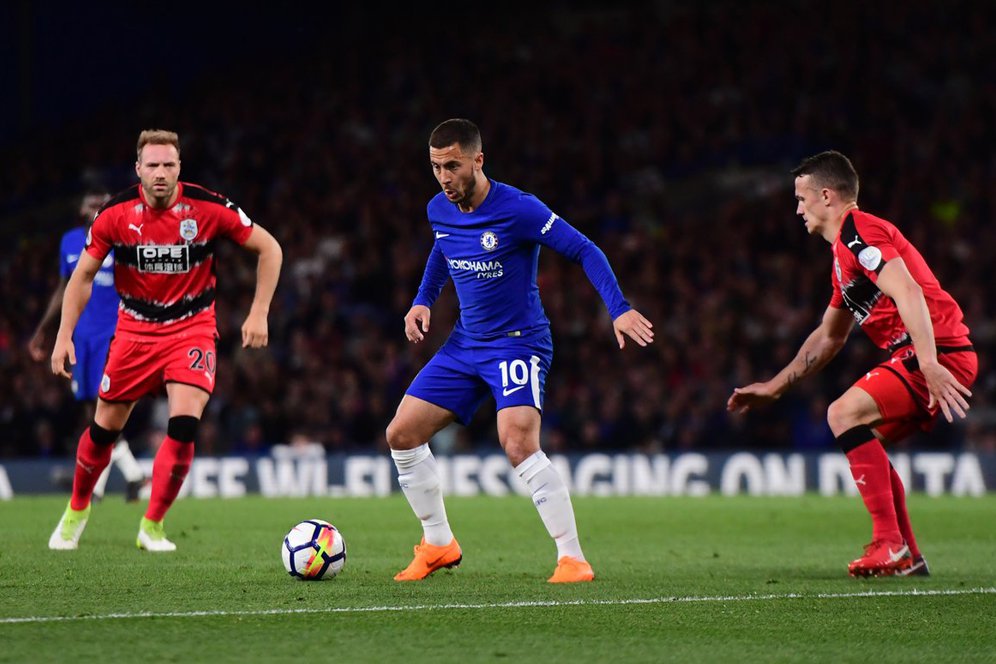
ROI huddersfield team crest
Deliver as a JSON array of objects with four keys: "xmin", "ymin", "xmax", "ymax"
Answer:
[{"xmin": 179, "ymin": 218, "xmax": 198, "ymax": 242}]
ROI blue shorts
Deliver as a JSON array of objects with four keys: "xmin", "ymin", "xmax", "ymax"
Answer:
[
  {"xmin": 406, "ymin": 331, "xmax": 553, "ymax": 425},
  {"xmin": 70, "ymin": 332, "xmax": 113, "ymax": 401}
]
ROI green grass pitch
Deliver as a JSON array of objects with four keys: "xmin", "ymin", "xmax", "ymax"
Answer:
[{"xmin": 1, "ymin": 495, "xmax": 994, "ymax": 662}]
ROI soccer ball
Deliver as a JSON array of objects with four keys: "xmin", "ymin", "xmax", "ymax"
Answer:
[{"xmin": 281, "ymin": 519, "xmax": 347, "ymax": 580}]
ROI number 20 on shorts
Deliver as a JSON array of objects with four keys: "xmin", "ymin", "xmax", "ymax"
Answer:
[{"xmin": 188, "ymin": 347, "xmax": 217, "ymax": 374}]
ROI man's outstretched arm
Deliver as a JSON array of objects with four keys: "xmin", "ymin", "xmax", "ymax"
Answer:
[{"xmin": 727, "ymin": 305, "xmax": 854, "ymax": 414}]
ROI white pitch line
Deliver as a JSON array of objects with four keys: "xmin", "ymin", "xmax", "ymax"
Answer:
[{"xmin": 1, "ymin": 587, "xmax": 993, "ymax": 626}]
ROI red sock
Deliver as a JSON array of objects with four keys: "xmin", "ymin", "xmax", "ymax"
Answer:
[
  {"xmin": 890, "ymin": 463, "xmax": 920, "ymax": 557},
  {"xmin": 145, "ymin": 437, "xmax": 194, "ymax": 522},
  {"xmin": 70, "ymin": 428, "xmax": 116, "ymax": 510},
  {"xmin": 839, "ymin": 428, "xmax": 901, "ymax": 543}
]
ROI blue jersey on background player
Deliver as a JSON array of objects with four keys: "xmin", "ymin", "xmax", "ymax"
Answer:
[
  {"xmin": 386, "ymin": 119, "xmax": 653, "ymax": 584},
  {"xmin": 30, "ymin": 189, "xmax": 118, "ymax": 401},
  {"xmin": 30, "ymin": 188, "xmax": 145, "ymax": 504},
  {"xmin": 59, "ymin": 226, "xmax": 119, "ymax": 400}
]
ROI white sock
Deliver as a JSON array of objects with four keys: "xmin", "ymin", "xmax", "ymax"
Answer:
[
  {"xmin": 92, "ymin": 463, "xmax": 111, "ymax": 498},
  {"xmin": 392, "ymin": 444, "xmax": 453, "ymax": 546},
  {"xmin": 516, "ymin": 451, "xmax": 584, "ymax": 561},
  {"xmin": 112, "ymin": 439, "xmax": 145, "ymax": 482}
]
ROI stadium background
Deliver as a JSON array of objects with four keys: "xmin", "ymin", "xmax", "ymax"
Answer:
[{"xmin": 1, "ymin": 0, "xmax": 994, "ymax": 463}]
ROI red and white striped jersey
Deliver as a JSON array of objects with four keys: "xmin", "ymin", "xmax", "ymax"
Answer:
[{"xmin": 85, "ymin": 182, "xmax": 254, "ymax": 339}]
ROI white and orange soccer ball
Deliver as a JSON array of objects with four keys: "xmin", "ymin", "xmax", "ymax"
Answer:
[{"xmin": 281, "ymin": 519, "xmax": 347, "ymax": 580}]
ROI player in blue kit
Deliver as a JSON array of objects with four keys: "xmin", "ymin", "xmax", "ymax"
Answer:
[
  {"xmin": 388, "ymin": 119, "xmax": 654, "ymax": 583},
  {"xmin": 29, "ymin": 187, "xmax": 146, "ymax": 501}
]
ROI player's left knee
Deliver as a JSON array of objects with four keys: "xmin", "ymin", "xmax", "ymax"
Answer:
[
  {"xmin": 89, "ymin": 422, "xmax": 122, "ymax": 446},
  {"xmin": 167, "ymin": 415, "xmax": 200, "ymax": 444},
  {"xmin": 826, "ymin": 398, "xmax": 860, "ymax": 435},
  {"xmin": 501, "ymin": 437, "xmax": 540, "ymax": 467}
]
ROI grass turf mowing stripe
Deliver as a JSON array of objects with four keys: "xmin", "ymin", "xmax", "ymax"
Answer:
[{"xmin": 3, "ymin": 587, "xmax": 993, "ymax": 625}]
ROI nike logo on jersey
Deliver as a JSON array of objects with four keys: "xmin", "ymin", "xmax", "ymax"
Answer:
[
  {"xmin": 865, "ymin": 371, "xmax": 879, "ymax": 380},
  {"xmin": 502, "ymin": 385, "xmax": 526, "ymax": 397},
  {"xmin": 129, "ymin": 223, "xmax": 144, "ymax": 236},
  {"xmin": 435, "ymin": 232, "xmax": 451, "ymax": 239}
]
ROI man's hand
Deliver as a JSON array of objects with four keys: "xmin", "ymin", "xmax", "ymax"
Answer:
[
  {"xmin": 613, "ymin": 309, "xmax": 654, "ymax": 349},
  {"xmin": 727, "ymin": 382, "xmax": 780, "ymax": 415},
  {"xmin": 51, "ymin": 336, "xmax": 76, "ymax": 379},
  {"xmin": 921, "ymin": 360, "xmax": 972, "ymax": 422},
  {"xmin": 404, "ymin": 305, "xmax": 431, "ymax": 343},
  {"xmin": 242, "ymin": 310, "xmax": 269, "ymax": 348},
  {"xmin": 28, "ymin": 329, "xmax": 49, "ymax": 362}
]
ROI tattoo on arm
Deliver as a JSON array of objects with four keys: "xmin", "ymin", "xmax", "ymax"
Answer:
[
  {"xmin": 804, "ymin": 352, "xmax": 817, "ymax": 372},
  {"xmin": 787, "ymin": 352, "xmax": 818, "ymax": 388}
]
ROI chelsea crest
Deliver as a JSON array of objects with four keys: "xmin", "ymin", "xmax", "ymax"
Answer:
[{"xmin": 480, "ymin": 231, "xmax": 498, "ymax": 252}]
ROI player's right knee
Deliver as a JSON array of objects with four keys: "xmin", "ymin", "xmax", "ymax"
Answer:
[
  {"xmin": 385, "ymin": 420, "xmax": 419, "ymax": 450},
  {"xmin": 167, "ymin": 415, "xmax": 200, "ymax": 444},
  {"xmin": 89, "ymin": 422, "xmax": 122, "ymax": 446}
]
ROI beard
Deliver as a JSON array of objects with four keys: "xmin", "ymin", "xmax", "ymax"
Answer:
[
  {"xmin": 451, "ymin": 176, "xmax": 477, "ymax": 208},
  {"xmin": 144, "ymin": 181, "xmax": 176, "ymax": 208}
]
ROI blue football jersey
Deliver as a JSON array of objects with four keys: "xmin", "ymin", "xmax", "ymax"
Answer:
[
  {"xmin": 60, "ymin": 226, "xmax": 119, "ymax": 339},
  {"xmin": 413, "ymin": 180, "xmax": 630, "ymax": 340}
]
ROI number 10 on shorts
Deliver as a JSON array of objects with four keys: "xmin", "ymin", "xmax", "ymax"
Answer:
[{"xmin": 498, "ymin": 356, "xmax": 541, "ymax": 407}]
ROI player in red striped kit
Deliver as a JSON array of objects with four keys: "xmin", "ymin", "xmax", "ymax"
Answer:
[
  {"xmin": 727, "ymin": 150, "xmax": 975, "ymax": 577},
  {"xmin": 49, "ymin": 129, "xmax": 282, "ymax": 551}
]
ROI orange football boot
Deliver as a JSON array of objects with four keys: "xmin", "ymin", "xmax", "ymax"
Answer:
[
  {"xmin": 548, "ymin": 556, "xmax": 595, "ymax": 583},
  {"xmin": 394, "ymin": 537, "xmax": 462, "ymax": 581}
]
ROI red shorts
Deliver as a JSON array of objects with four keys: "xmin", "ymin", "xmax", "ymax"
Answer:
[
  {"xmin": 855, "ymin": 344, "xmax": 977, "ymax": 442},
  {"xmin": 98, "ymin": 332, "xmax": 218, "ymax": 402}
]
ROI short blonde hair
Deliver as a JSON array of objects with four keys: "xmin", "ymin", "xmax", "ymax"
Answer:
[{"xmin": 136, "ymin": 129, "xmax": 180, "ymax": 160}]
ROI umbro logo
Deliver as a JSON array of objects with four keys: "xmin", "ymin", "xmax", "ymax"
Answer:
[{"xmin": 129, "ymin": 223, "xmax": 144, "ymax": 236}]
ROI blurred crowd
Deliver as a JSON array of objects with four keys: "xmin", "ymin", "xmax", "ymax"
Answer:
[{"xmin": 2, "ymin": 1, "xmax": 995, "ymax": 458}]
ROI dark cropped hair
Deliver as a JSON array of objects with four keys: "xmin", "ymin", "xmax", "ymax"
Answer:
[
  {"xmin": 429, "ymin": 118, "xmax": 483, "ymax": 153},
  {"xmin": 791, "ymin": 150, "xmax": 859, "ymax": 201}
]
